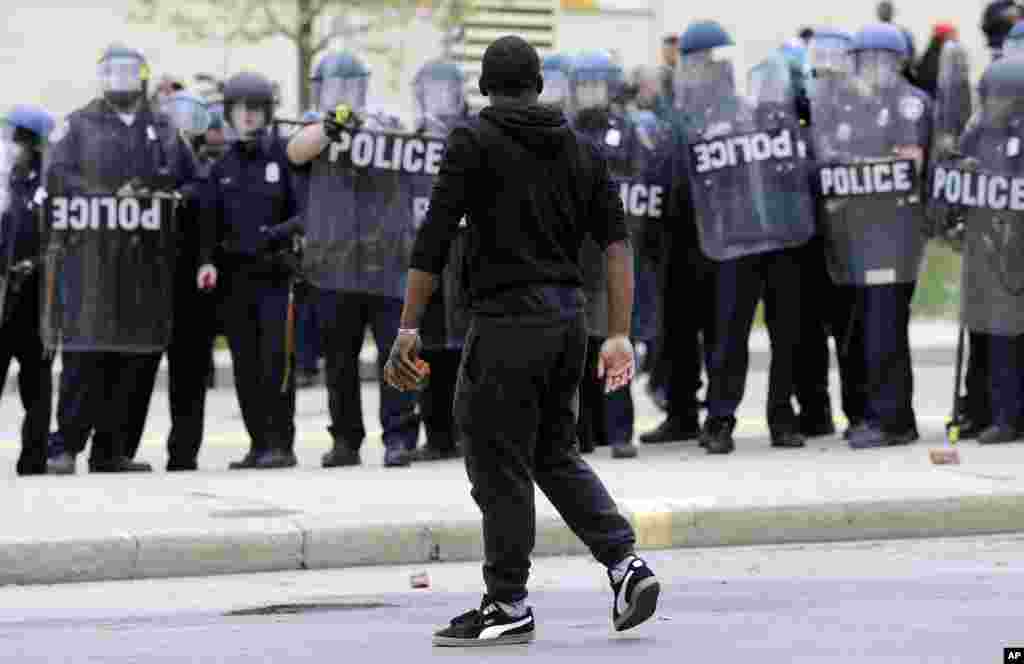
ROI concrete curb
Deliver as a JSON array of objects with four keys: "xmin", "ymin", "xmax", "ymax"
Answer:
[{"xmin": 3, "ymin": 491, "xmax": 1023, "ymax": 587}]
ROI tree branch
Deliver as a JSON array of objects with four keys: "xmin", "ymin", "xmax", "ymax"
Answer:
[{"xmin": 261, "ymin": 0, "xmax": 298, "ymax": 41}]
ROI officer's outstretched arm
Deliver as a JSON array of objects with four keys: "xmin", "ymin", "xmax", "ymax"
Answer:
[{"xmin": 287, "ymin": 123, "xmax": 330, "ymax": 166}]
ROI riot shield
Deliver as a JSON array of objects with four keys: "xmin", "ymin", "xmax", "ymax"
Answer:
[
  {"xmin": 810, "ymin": 75, "xmax": 930, "ymax": 285},
  {"xmin": 678, "ymin": 54, "xmax": 815, "ymax": 261},
  {"xmin": 929, "ymin": 136, "xmax": 1024, "ymax": 335},
  {"xmin": 303, "ymin": 128, "xmax": 437, "ymax": 299},
  {"xmin": 0, "ymin": 139, "xmax": 14, "ymax": 321},
  {"xmin": 933, "ymin": 40, "xmax": 973, "ymax": 158},
  {"xmin": 40, "ymin": 193, "xmax": 178, "ymax": 353}
]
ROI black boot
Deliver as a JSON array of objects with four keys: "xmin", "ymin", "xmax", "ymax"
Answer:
[
  {"xmin": 89, "ymin": 457, "xmax": 153, "ymax": 473},
  {"xmin": 639, "ymin": 416, "xmax": 701, "ymax": 444},
  {"xmin": 321, "ymin": 439, "xmax": 361, "ymax": 468},
  {"xmin": 701, "ymin": 416, "xmax": 736, "ymax": 455}
]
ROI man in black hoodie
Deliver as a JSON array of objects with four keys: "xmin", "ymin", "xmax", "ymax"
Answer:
[{"xmin": 384, "ymin": 35, "xmax": 660, "ymax": 647}]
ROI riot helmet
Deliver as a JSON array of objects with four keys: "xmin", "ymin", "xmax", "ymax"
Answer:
[
  {"xmin": 311, "ymin": 52, "xmax": 370, "ymax": 114},
  {"xmin": 97, "ymin": 43, "xmax": 149, "ymax": 111},
  {"xmin": 982, "ymin": 1, "xmax": 1024, "ymax": 55},
  {"xmin": 161, "ymin": 92, "xmax": 212, "ymax": 138},
  {"xmin": 569, "ymin": 50, "xmax": 623, "ymax": 113},
  {"xmin": 978, "ymin": 56, "xmax": 1024, "ymax": 127},
  {"xmin": 1, "ymin": 105, "xmax": 53, "ymax": 175},
  {"xmin": 412, "ymin": 59, "xmax": 466, "ymax": 130},
  {"xmin": 223, "ymin": 72, "xmax": 275, "ymax": 142},
  {"xmin": 539, "ymin": 53, "xmax": 573, "ymax": 108},
  {"xmin": 851, "ymin": 23, "xmax": 909, "ymax": 90},
  {"xmin": 748, "ymin": 54, "xmax": 793, "ymax": 106}
]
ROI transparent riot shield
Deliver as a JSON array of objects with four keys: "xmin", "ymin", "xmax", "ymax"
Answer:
[
  {"xmin": 810, "ymin": 67, "xmax": 930, "ymax": 285},
  {"xmin": 678, "ymin": 52, "xmax": 815, "ymax": 261},
  {"xmin": 303, "ymin": 128, "xmax": 436, "ymax": 299},
  {"xmin": 929, "ymin": 128, "xmax": 1024, "ymax": 336},
  {"xmin": 40, "ymin": 192, "xmax": 178, "ymax": 353}
]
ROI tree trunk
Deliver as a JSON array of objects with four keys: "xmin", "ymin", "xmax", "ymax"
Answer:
[{"xmin": 296, "ymin": 0, "xmax": 315, "ymax": 113}]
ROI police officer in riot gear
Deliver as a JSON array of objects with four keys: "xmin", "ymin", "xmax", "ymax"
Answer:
[
  {"xmin": 673, "ymin": 21, "xmax": 817, "ymax": 454},
  {"xmin": 0, "ymin": 106, "xmax": 54, "ymax": 475},
  {"xmin": 199, "ymin": 71, "xmax": 299, "ymax": 470},
  {"xmin": 539, "ymin": 54, "xmax": 573, "ymax": 111},
  {"xmin": 149, "ymin": 91, "xmax": 218, "ymax": 471},
  {"xmin": 566, "ymin": 50, "xmax": 638, "ymax": 459},
  {"xmin": 982, "ymin": 1, "xmax": 1023, "ymax": 60},
  {"xmin": 814, "ymin": 24, "xmax": 930, "ymax": 449},
  {"xmin": 45, "ymin": 43, "xmax": 196, "ymax": 474},
  {"xmin": 411, "ymin": 59, "xmax": 470, "ymax": 462},
  {"xmin": 931, "ymin": 58, "xmax": 1024, "ymax": 444},
  {"xmin": 288, "ymin": 51, "xmax": 419, "ymax": 468}
]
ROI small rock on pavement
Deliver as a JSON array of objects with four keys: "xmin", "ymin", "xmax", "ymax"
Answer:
[{"xmin": 410, "ymin": 572, "xmax": 430, "ymax": 589}]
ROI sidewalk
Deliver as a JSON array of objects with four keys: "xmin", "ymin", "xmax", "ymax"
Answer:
[
  {"xmin": 2, "ymin": 429, "xmax": 1022, "ymax": 587},
  {"xmin": 6, "ymin": 319, "xmax": 962, "ymax": 392}
]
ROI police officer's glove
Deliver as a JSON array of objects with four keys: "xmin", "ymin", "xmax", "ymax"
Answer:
[
  {"xmin": 197, "ymin": 264, "xmax": 218, "ymax": 291},
  {"xmin": 383, "ymin": 329, "xmax": 427, "ymax": 392},
  {"xmin": 597, "ymin": 334, "xmax": 635, "ymax": 394},
  {"xmin": 116, "ymin": 178, "xmax": 144, "ymax": 197},
  {"xmin": 322, "ymin": 104, "xmax": 362, "ymax": 142}
]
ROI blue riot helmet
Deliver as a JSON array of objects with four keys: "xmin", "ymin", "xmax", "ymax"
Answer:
[
  {"xmin": 675, "ymin": 21, "xmax": 736, "ymax": 109},
  {"xmin": 851, "ymin": 23, "xmax": 909, "ymax": 90},
  {"xmin": 222, "ymin": 72, "xmax": 275, "ymax": 142},
  {"xmin": 807, "ymin": 28, "xmax": 854, "ymax": 76},
  {"xmin": 679, "ymin": 20, "xmax": 734, "ymax": 55},
  {"xmin": 412, "ymin": 59, "xmax": 466, "ymax": 130},
  {"xmin": 978, "ymin": 56, "xmax": 1024, "ymax": 127},
  {"xmin": 4, "ymin": 105, "xmax": 55, "ymax": 148},
  {"xmin": 539, "ymin": 53, "xmax": 573, "ymax": 108},
  {"xmin": 1004, "ymin": 20, "xmax": 1024, "ymax": 55},
  {"xmin": 569, "ymin": 50, "xmax": 623, "ymax": 113},
  {"xmin": 161, "ymin": 92, "xmax": 211, "ymax": 138},
  {"xmin": 97, "ymin": 43, "xmax": 150, "ymax": 111},
  {"xmin": 311, "ymin": 51, "xmax": 370, "ymax": 114}
]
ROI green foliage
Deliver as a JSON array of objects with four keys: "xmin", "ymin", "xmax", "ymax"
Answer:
[{"xmin": 912, "ymin": 241, "xmax": 962, "ymax": 319}]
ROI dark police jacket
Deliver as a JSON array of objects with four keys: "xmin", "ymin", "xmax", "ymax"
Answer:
[
  {"xmin": 46, "ymin": 98, "xmax": 194, "ymax": 196},
  {"xmin": 410, "ymin": 103, "xmax": 628, "ymax": 323},
  {"xmin": 199, "ymin": 132, "xmax": 298, "ymax": 267}
]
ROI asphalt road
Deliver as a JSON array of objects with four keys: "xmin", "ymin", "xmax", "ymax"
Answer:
[{"xmin": 2, "ymin": 534, "xmax": 1021, "ymax": 662}]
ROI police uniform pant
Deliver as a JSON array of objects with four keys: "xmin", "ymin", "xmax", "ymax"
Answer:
[
  {"xmin": 456, "ymin": 313, "xmax": 636, "ymax": 602},
  {"xmin": 706, "ymin": 248, "xmax": 801, "ymax": 429},
  {"xmin": 418, "ymin": 346, "xmax": 462, "ymax": 452},
  {"xmin": 57, "ymin": 351, "xmax": 161, "ymax": 465},
  {"xmin": 161, "ymin": 279, "xmax": 218, "ymax": 470},
  {"xmin": 319, "ymin": 291, "xmax": 418, "ymax": 451},
  {"xmin": 663, "ymin": 244, "xmax": 714, "ymax": 425},
  {"xmin": 965, "ymin": 332, "xmax": 992, "ymax": 429},
  {"xmin": 851, "ymin": 283, "xmax": 917, "ymax": 433},
  {"xmin": 579, "ymin": 336, "xmax": 636, "ymax": 450},
  {"xmin": 987, "ymin": 334, "xmax": 1023, "ymax": 428},
  {"xmin": 791, "ymin": 235, "xmax": 834, "ymax": 423},
  {"xmin": 296, "ymin": 292, "xmax": 322, "ymax": 374},
  {"xmin": 219, "ymin": 261, "xmax": 296, "ymax": 455},
  {"xmin": 0, "ymin": 291, "xmax": 51, "ymax": 475},
  {"xmin": 831, "ymin": 285, "xmax": 869, "ymax": 426}
]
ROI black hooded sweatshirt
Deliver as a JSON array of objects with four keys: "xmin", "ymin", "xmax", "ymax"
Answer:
[{"xmin": 410, "ymin": 104, "xmax": 627, "ymax": 321}]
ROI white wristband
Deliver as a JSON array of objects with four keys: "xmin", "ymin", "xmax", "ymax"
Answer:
[{"xmin": 398, "ymin": 328, "xmax": 419, "ymax": 336}]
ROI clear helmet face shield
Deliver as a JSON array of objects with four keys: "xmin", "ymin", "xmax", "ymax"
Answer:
[
  {"xmin": 748, "ymin": 60, "xmax": 791, "ymax": 106},
  {"xmin": 571, "ymin": 78, "xmax": 610, "ymax": 112},
  {"xmin": 315, "ymin": 76, "xmax": 368, "ymax": 114},
  {"xmin": 1004, "ymin": 35, "xmax": 1024, "ymax": 56},
  {"xmin": 414, "ymin": 79, "xmax": 463, "ymax": 124},
  {"xmin": 229, "ymin": 102, "xmax": 268, "ymax": 141},
  {"xmin": 0, "ymin": 125, "xmax": 19, "ymax": 214},
  {"xmin": 98, "ymin": 56, "xmax": 146, "ymax": 107},
  {"xmin": 674, "ymin": 50, "xmax": 736, "ymax": 108},
  {"xmin": 539, "ymin": 70, "xmax": 569, "ymax": 106},
  {"xmin": 855, "ymin": 50, "xmax": 904, "ymax": 91},
  {"xmin": 161, "ymin": 94, "xmax": 212, "ymax": 137},
  {"xmin": 807, "ymin": 36, "xmax": 854, "ymax": 77}
]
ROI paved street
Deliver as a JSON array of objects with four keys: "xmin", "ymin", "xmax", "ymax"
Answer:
[{"xmin": 2, "ymin": 534, "xmax": 1022, "ymax": 662}]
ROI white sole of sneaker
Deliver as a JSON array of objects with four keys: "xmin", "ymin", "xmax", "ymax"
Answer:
[
  {"xmin": 432, "ymin": 631, "xmax": 535, "ymax": 647},
  {"xmin": 614, "ymin": 578, "xmax": 660, "ymax": 632}
]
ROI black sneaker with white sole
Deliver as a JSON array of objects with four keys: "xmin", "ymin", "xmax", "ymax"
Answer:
[
  {"xmin": 432, "ymin": 598, "xmax": 535, "ymax": 647},
  {"xmin": 610, "ymin": 556, "xmax": 660, "ymax": 632}
]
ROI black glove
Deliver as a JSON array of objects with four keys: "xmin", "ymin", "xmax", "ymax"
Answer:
[
  {"xmin": 259, "ymin": 216, "xmax": 304, "ymax": 252},
  {"xmin": 323, "ymin": 104, "xmax": 362, "ymax": 142}
]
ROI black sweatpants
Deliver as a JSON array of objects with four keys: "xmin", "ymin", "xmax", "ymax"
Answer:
[{"xmin": 456, "ymin": 313, "xmax": 636, "ymax": 602}]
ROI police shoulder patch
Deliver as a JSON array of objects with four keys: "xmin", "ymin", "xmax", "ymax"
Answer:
[
  {"xmin": 50, "ymin": 120, "xmax": 70, "ymax": 144},
  {"xmin": 899, "ymin": 96, "xmax": 925, "ymax": 122}
]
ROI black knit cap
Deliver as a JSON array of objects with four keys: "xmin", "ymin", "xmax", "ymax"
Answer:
[{"xmin": 478, "ymin": 35, "xmax": 542, "ymax": 97}]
